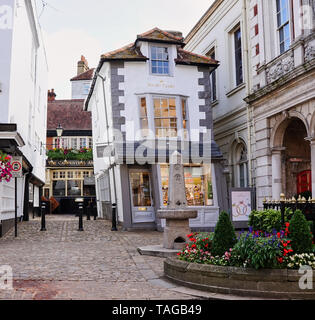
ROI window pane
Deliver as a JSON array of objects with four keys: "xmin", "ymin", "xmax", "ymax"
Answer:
[
  {"xmin": 53, "ymin": 181, "xmax": 65, "ymax": 196},
  {"xmin": 130, "ymin": 172, "xmax": 152, "ymax": 207},
  {"xmin": 234, "ymin": 28, "xmax": 243, "ymax": 86},
  {"xmin": 67, "ymin": 180, "xmax": 81, "ymax": 196}
]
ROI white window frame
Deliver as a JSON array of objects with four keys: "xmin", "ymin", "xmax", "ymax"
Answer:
[
  {"xmin": 275, "ymin": 0, "xmax": 291, "ymax": 55},
  {"xmin": 149, "ymin": 45, "xmax": 172, "ymax": 76},
  {"xmin": 225, "ymin": 18, "xmax": 244, "ymax": 92}
]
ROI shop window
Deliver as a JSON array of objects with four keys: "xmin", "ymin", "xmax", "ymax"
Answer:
[
  {"xmin": 67, "ymin": 180, "xmax": 82, "ymax": 196},
  {"xmin": 160, "ymin": 164, "xmax": 213, "ymax": 206},
  {"xmin": 53, "ymin": 181, "xmax": 66, "ymax": 196}
]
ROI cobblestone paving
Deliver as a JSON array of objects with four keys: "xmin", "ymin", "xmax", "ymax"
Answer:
[{"xmin": 0, "ymin": 215, "xmax": 200, "ymax": 300}]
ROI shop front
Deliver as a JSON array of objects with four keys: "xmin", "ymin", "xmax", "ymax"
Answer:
[{"xmin": 44, "ymin": 162, "xmax": 96, "ymax": 214}]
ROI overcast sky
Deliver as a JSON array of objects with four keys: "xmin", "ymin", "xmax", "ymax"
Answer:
[{"xmin": 35, "ymin": 0, "xmax": 214, "ymax": 99}]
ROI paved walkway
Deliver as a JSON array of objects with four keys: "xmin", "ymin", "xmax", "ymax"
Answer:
[{"xmin": 0, "ymin": 215, "xmax": 209, "ymax": 300}]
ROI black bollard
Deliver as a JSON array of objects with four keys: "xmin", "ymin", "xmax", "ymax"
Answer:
[
  {"xmin": 87, "ymin": 203, "xmax": 91, "ymax": 221},
  {"xmin": 40, "ymin": 202, "xmax": 47, "ymax": 231},
  {"xmin": 93, "ymin": 202, "xmax": 97, "ymax": 220},
  {"xmin": 111, "ymin": 203, "xmax": 118, "ymax": 231},
  {"xmin": 77, "ymin": 200, "xmax": 84, "ymax": 231}
]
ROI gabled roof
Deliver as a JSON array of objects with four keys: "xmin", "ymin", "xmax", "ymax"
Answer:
[
  {"xmin": 70, "ymin": 68, "xmax": 95, "ymax": 81},
  {"xmin": 47, "ymin": 100, "xmax": 92, "ymax": 131},
  {"xmin": 175, "ymin": 48, "xmax": 219, "ymax": 67},
  {"xmin": 101, "ymin": 43, "xmax": 148, "ymax": 61},
  {"xmin": 136, "ymin": 27, "xmax": 184, "ymax": 45}
]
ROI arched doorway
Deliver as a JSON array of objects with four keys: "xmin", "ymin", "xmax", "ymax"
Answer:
[{"xmin": 282, "ymin": 118, "xmax": 311, "ymax": 197}]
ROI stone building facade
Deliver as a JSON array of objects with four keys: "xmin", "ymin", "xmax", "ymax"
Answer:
[{"xmin": 185, "ymin": 0, "xmax": 315, "ymax": 210}]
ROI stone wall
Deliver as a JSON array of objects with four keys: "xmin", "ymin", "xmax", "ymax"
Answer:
[{"xmin": 164, "ymin": 258, "xmax": 315, "ymax": 299}]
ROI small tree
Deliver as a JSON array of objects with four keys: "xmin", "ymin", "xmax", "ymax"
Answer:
[
  {"xmin": 212, "ymin": 211, "xmax": 237, "ymax": 256},
  {"xmin": 288, "ymin": 210, "xmax": 313, "ymax": 254}
]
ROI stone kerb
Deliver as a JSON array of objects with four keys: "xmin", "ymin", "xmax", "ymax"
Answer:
[{"xmin": 164, "ymin": 258, "xmax": 315, "ymax": 299}]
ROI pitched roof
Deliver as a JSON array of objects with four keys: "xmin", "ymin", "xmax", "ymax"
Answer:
[
  {"xmin": 101, "ymin": 43, "xmax": 148, "ymax": 61},
  {"xmin": 175, "ymin": 48, "xmax": 219, "ymax": 67},
  {"xmin": 137, "ymin": 27, "xmax": 184, "ymax": 44},
  {"xmin": 47, "ymin": 100, "xmax": 92, "ymax": 131},
  {"xmin": 70, "ymin": 68, "xmax": 95, "ymax": 81}
]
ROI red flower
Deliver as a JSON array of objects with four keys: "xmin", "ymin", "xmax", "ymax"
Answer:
[
  {"xmin": 186, "ymin": 234, "xmax": 193, "ymax": 238},
  {"xmin": 205, "ymin": 244, "xmax": 209, "ymax": 248},
  {"xmin": 191, "ymin": 244, "xmax": 196, "ymax": 249},
  {"xmin": 278, "ymin": 257, "xmax": 283, "ymax": 264}
]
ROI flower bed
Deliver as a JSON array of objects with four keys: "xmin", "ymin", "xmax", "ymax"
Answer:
[
  {"xmin": 167, "ymin": 210, "xmax": 315, "ymax": 298},
  {"xmin": 0, "ymin": 151, "xmax": 13, "ymax": 183},
  {"xmin": 47, "ymin": 147, "xmax": 93, "ymax": 161}
]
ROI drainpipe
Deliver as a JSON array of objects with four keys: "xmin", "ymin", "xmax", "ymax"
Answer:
[
  {"xmin": 242, "ymin": 0, "xmax": 253, "ymax": 187},
  {"xmin": 96, "ymin": 73, "xmax": 117, "ymax": 205}
]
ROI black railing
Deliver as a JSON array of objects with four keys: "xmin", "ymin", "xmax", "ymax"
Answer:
[{"xmin": 263, "ymin": 194, "xmax": 315, "ymax": 235}]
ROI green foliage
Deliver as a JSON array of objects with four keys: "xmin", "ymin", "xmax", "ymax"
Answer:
[
  {"xmin": 248, "ymin": 208, "xmax": 293, "ymax": 233},
  {"xmin": 288, "ymin": 210, "xmax": 313, "ymax": 254},
  {"xmin": 211, "ymin": 211, "xmax": 237, "ymax": 256},
  {"xmin": 230, "ymin": 232, "xmax": 283, "ymax": 269},
  {"xmin": 47, "ymin": 148, "xmax": 93, "ymax": 161}
]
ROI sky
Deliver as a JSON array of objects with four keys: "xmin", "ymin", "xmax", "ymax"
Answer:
[{"xmin": 35, "ymin": 0, "xmax": 214, "ymax": 99}]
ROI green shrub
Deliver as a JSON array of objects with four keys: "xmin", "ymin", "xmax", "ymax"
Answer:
[
  {"xmin": 249, "ymin": 208, "xmax": 293, "ymax": 233},
  {"xmin": 288, "ymin": 210, "xmax": 313, "ymax": 254},
  {"xmin": 211, "ymin": 211, "xmax": 236, "ymax": 256}
]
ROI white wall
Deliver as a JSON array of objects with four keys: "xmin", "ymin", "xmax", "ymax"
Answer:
[{"xmin": 0, "ymin": 0, "xmax": 48, "ymax": 222}]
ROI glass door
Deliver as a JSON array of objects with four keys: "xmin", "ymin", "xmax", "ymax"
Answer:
[{"xmin": 129, "ymin": 169, "xmax": 155, "ymax": 223}]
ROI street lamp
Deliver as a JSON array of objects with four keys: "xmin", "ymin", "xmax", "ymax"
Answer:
[
  {"xmin": 56, "ymin": 124, "xmax": 64, "ymax": 137},
  {"xmin": 56, "ymin": 124, "xmax": 63, "ymax": 149}
]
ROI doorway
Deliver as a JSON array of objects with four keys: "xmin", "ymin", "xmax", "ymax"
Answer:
[{"xmin": 129, "ymin": 169, "xmax": 155, "ymax": 223}]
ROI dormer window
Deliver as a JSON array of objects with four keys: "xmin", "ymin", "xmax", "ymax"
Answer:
[{"xmin": 151, "ymin": 46, "xmax": 169, "ymax": 75}]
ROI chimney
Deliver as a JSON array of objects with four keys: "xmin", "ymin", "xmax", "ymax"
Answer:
[
  {"xmin": 77, "ymin": 55, "xmax": 89, "ymax": 75},
  {"xmin": 48, "ymin": 89, "xmax": 56, "ymax": 102}
]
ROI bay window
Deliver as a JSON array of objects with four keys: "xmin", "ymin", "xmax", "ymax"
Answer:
[{"xmin": 154, "ymin": 97, "xmax": 177, "ymax": 138}]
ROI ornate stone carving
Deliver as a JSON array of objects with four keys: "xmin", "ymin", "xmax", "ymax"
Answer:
[
  {"xmin": 305, "ymin": 44, "xmax": 315, "ymax": 62},
  {"xmin": 266, "ymin": 51, "xmax": 294, "ymax": 84}
]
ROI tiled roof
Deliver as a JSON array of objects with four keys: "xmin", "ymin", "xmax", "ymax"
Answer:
[
  {"xmin": 101, "ymin": 43, "xmax": 148, "ymax": 61},
  {"xmin": 175, "ymin": 48, "xmax": 219, "ymax": 67},
  {"xmin": 70, "ymin": 68, "xmax": 95, "ymax": 81},
  {"xmin": 137, "ymin": 27, "xmax": 184, "ymax": 44},
  {"xmin": 47, "ymin": 100, "xmax": 92, "ymax": 131}
]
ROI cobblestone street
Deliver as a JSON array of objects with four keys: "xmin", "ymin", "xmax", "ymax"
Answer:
[{"xmin": 0, "ymin": 215, "xmax": 206, "ymax": 300}]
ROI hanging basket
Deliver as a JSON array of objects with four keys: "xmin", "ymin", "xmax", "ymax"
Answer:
[{"xmin": 0, "ymin": 150, "xmax": 13, "ymax": 183}]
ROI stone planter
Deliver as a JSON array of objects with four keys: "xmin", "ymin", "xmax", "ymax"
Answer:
[{"xmin": 164, "ymin": 258, "xmax": 315, "ymax": 299}]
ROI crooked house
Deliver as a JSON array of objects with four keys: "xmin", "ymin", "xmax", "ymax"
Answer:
[{"xmin": 85, "ymin": 28, "xmax": 228, "ymax": 230}]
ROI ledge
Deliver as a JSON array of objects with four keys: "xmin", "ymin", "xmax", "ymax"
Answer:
[{"xmin": 164, "ymin": 258, "xmax": 315, "ymax": 299}]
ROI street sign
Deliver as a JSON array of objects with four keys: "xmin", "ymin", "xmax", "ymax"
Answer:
[{"xmin": 11, "ymin": 156, "xmax": 23, "ymax": 178}]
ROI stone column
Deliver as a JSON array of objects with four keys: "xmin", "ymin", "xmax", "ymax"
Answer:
[
  {"xmin": 311, "ymin": 139, "xmax": 315, "ymax": 198},
  {"xmin": 271, "ymin": 147, "xmax": 285, "ymax": 199}
]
